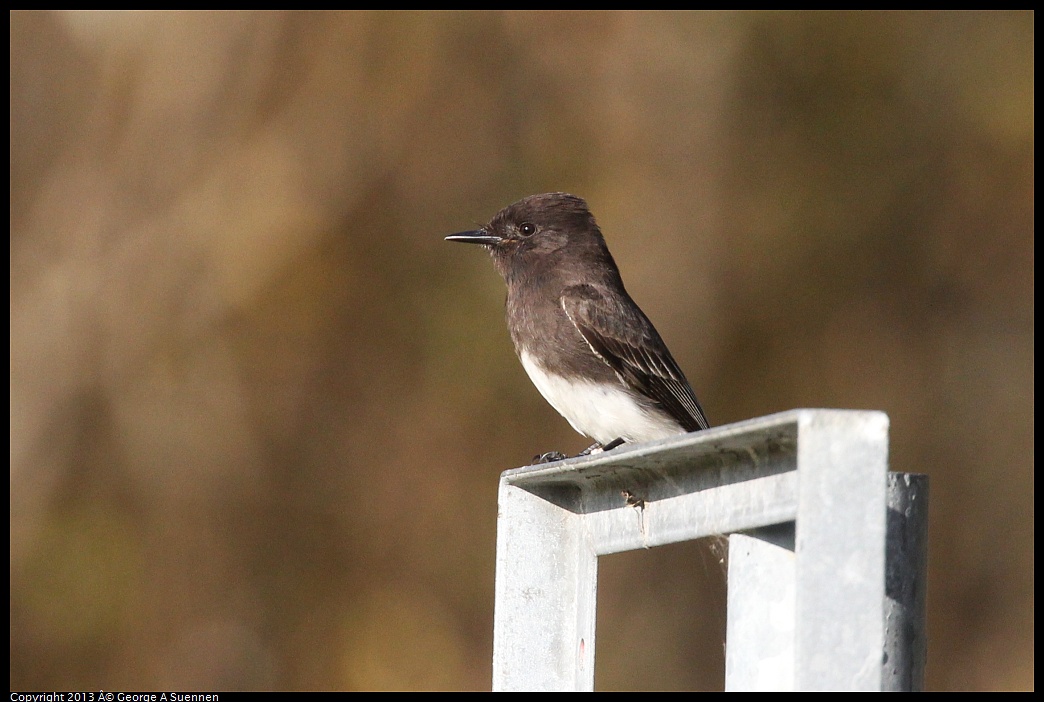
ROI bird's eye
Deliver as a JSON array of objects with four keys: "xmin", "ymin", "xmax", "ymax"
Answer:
[{"xmin": 519, "ymin": 222, "xmax": 537, "ymax": 237}]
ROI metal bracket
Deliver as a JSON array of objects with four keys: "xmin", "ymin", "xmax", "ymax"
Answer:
[{"xmin": 492, "ymin": 409, "xmax": 927, "ymax": 691}]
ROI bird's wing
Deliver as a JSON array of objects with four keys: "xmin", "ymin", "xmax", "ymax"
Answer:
[{"xmin": 560, "ymin": 283, "xmax": 710, "ymax": 432}]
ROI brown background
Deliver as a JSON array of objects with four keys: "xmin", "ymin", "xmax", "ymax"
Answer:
[{"xmin": 10, "ymin": 11, "xmax": 1033, "ymax": 691}]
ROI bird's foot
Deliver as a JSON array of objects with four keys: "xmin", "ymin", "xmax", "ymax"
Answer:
[{"xmin": 535, "ymin": 438, "xmax": 627, "ymax": 464}]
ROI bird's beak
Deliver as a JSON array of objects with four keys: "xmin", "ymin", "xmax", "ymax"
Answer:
[{"xmin": 445, "ymin": 230, "xmax": 502, "ymax": 245}]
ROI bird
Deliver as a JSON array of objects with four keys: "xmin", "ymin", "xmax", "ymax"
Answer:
[{"xmin": 446, "ymin": 192, "xmax": 709, "ymax": 461}]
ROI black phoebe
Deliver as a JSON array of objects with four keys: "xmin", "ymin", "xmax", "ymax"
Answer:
[{"xmin": 446, "ymin": 192, "xmax": 709, "ymax": 458}]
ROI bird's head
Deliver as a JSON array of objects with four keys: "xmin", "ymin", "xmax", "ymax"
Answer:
[{"xmin": 445, "ymin": 193, "xmax": 610, "ymax": 282}]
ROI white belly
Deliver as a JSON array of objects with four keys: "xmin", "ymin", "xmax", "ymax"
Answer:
[{"xmin": 519, "ymin": 350, "xmax": 685, "ymax": 445}]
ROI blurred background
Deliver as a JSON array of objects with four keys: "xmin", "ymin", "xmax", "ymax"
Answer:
[{"xmin": 9, "ymin": 10, "xmax": 1033, "ymax": 691}]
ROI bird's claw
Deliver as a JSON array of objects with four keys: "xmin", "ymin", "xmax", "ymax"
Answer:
[{"xmin": 534, "ymin": 438, "xmax": 626, "ymax": 464}]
